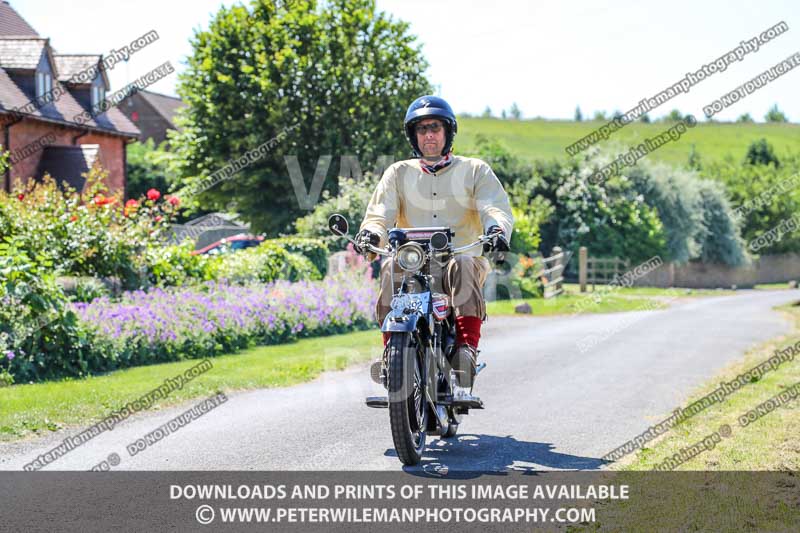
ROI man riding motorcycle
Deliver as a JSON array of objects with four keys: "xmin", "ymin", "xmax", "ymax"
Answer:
[{"xmin": 355, "ymin": 95, "xmax": 514, "ymax": 393}]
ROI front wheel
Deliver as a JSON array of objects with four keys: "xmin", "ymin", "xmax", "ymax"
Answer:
[{"xmin": 387, "ymin": 332, "xmax": 427, "ymax": 465}]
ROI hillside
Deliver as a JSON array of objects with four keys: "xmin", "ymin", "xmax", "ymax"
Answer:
[{"xmin": 456, "ymin": 117, "xmax": 800, "ymax": 166}]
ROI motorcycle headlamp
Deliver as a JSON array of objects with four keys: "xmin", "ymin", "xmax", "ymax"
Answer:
[{"xmin": 396, "ymin": 242, "xmax": 426, "ymax": 272}]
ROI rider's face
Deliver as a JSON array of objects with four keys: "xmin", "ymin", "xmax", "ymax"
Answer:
[{"xmin": 415, "ymin": 119, "xmax": 445, "ymax": 160}]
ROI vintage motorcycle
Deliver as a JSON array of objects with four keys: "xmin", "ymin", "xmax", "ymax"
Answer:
[{"xmin": 328, "ymin": 214, "xmax": 494, "ymax": 466}]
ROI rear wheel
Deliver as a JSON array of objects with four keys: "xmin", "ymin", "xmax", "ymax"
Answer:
[{"xmin": 387, "ymin": 332, "xmax": 427, "ymax": 465}]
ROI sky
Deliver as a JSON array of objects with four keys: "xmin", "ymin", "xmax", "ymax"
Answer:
[{"xmin": 11, "ymin": 0, "xmax": 800, "ymax": 122}]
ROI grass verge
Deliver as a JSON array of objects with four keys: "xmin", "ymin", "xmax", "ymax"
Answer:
[
  {"xmin": 570, "ymin": 300, "xmax": 800, "ymax": 531},
  {"xmin": 616, "ymin": 302, "xmax": 800, "ymax": 471},
  {"xmin": 0, "ymin": 330, "xmax": 381, "ymax": 441},
  {"xmin": 486, "ymin": 292, "xmax": 667, "ymax": 316}
]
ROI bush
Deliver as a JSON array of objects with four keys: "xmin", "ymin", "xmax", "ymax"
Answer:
[
  {"xmin": 745, "ymin": 138, "xmax": 780, "ymax": 168},
  {"xmin": 209, "ymin": 243, "xmax": 322, "ymax": 285},
  {"xmin": 126, "ymin": 139, "xmax": 172, "ymax": 201},
  {"xmin": 0, "ymin": 168, "xmax": 181, "ymax": 289},
  {"xmin": 702, "ymin": 150, "xmax": 800, "ymax": 255},
  {"xmin": 294, "ymin": 173, "xmax": 379, "ymax": 248},
  {"xmin": 142, "ymin": 240, "xmax": 214, "ymax": 288},
  {"xmin": 626, "ymin": 161, "xmax": 746, "ymax": 265},
  {"xmin": 74, "ymin": 271, "xmax": 378, "ymax": 368},
  {"xmin": 695, "ymin": 179, "xmax": 747, "ymax": 265},
  {"xmin": 269, "ymin": 236, "xmax": 329, "ymax": 278},
  {"xmin": 0, "ymin": 238, "xmax": 96, "ymax": 384},
  {"xmin": 59, "ymin": 276, "xmax": 112, "ymax": 303}
]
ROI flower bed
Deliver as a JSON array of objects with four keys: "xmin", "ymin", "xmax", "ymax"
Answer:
[{"xmin": 73, "ymin": 271, "xmax": 378, "ymax": 368}]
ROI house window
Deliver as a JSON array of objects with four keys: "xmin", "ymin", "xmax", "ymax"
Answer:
[
  {"xmin": 91, "ymin": 85, "xmax": 106, "ymax": 110},
  {"xmin": 36, "ymin": 71, "xmax": 52, "ymax": 103}
]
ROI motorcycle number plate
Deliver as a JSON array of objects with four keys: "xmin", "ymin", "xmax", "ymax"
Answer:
[{"xmin": 390, "ymin": 293, "xmax": 427, "ymax": 313}]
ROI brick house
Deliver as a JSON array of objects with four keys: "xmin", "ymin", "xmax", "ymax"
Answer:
[
  {"xmin": 120, "ymin": 89, "xmax": 185, "ymax": 145},
  {"xmin": 0, "ymin": 1, "xmax": 139, "ymax": 194}
]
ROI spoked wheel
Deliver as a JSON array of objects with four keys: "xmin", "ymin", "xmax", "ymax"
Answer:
[{"xmin": 387, "ymin": 332, "xmax": 427, "ymax": 465}]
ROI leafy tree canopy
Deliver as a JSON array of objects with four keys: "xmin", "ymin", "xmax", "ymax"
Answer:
[{"xmin": 169, "ymin": 0, "xmax": 432, "ymax": 235}]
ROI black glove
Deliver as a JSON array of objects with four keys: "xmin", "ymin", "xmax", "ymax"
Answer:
[
  {"xmin": 485, "ymin": 225, "xmax": 509, "ymax": 252},
  {"xmin": 354, "ymin": 229, "xmax": 380, "ymax": 255}
]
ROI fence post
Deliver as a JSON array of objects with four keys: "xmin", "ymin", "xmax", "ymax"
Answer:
[
  {"xmin": 579, "ymin": 246, "xmax": 587, "ymax": 293},
  {"xmin": 552, "ymin": 246, "xmax": 563, "ymax": 295}
]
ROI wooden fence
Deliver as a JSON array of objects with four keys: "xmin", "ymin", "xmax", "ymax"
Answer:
[
  {"xmin": 578, "ymin": 247, "xmax": 630, "ymax": 292},
  {"xmin": 540, "ymin": 247, "xmax": 571, "ymax": 299}
]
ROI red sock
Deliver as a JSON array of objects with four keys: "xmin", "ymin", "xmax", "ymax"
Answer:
[
  {"xmin": 382, "ymin": 332, "xmax": 391, "ymax": 346},
  {"xmin": 455, "ymin": 315, "xmax": 482, "ymax": 348}
]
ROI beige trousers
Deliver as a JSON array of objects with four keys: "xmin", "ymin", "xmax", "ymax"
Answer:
[{"xmin": 376, "ymin": 255, "xmax": 491, "ymax": 325}]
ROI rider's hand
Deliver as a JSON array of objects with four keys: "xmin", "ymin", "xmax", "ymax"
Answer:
[
  {"xmin": 354, "ymin": 229, "xmax": 380, "ymax": 255},
  {"xmin": 485, "ymin": 225, "xmax": 510, "ymax": 252}
]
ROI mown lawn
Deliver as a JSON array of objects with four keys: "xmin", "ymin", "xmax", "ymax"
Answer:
[{"xmin": 0, "ymin": 330, "xmax": 381, "ymax": 441}]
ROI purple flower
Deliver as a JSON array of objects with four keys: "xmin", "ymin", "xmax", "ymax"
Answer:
[
  {"xmin": 70, "ymin": 271, "xmax": 379, "ymax": 355},
  {"xmin": 5, "ymin": 350, "xmax": 15, "ymax": 361}
]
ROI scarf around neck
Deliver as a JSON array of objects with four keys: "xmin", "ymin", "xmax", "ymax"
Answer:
[{"xmin": 420, "ymin": 152, "xmax": 453, "ymax": 175}]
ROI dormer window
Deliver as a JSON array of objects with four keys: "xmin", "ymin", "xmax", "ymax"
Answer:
[
  {"xmin": 91, "ymin": 85, "xmax": 106, "ymax": 110},
  {"xmin": 35, "ymin": 71, "xmax": 52, "ymax": 103}
]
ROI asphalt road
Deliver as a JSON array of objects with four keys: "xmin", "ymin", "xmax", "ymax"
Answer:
[{"xmin": 2, "ymin": 289, "xmax": 798, "ymax": 473}]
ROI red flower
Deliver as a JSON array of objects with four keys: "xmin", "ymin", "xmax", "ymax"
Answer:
[
  {"xmin": 17, "ymin": 193, "xmax": 24, "ymax": 201},
  {"xmin": 154, "ymin": 215, "xmax": 163, "ymax": 223},
  {"xmin": 125, "ymin": 199, "xmax": 139, "ymax": 209},
  {"xmin": 167, "ymin": 195, "xmax": 180, "ymax": 207},
  {"xmin": 70, "ymin": 214, "xmax": 78, "ymax": 222},
  {"xmin": 93, "ymin": 194, "xmax": 116, "ymax": 206},
  {"xmin": 146, "ymin": 188, "xmax": 161, "ymax": 201}
]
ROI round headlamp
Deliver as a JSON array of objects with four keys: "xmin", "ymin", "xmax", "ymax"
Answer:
[{"xmin": 396, "ymin": 242, "xmax": 426, "ymax": 272}]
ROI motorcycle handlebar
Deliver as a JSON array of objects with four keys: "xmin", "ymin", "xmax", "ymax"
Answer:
[{"xmin": 361, "ymin": 235, "xmax": 492, "ymax": 257}]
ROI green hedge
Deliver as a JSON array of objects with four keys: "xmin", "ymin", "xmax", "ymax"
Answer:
[
  {"xmin": 269, "ymin": 236, "xmax": 329, "ymax": 277},
  {"xmin": 208, "ymin": 242, "xmax": 322, "ymax": 284}
]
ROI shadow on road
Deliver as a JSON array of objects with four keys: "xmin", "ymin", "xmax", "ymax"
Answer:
[{"xmin": 385, "ymin": 433, "xmax": 609, "ymax": 478}]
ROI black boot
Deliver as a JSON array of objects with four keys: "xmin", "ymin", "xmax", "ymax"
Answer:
[{"xmin": 451, "ymin": 344, "xmax": 478, "ymax": 389}]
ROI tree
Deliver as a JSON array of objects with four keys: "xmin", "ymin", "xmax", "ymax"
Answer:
[
  {"xmin": 736, "ymin": 113, "xmax": 754, "ymax": 123},
  {"xmin": 509, "ymin": 102, "xmax": 522, "ymax": 120},
  {"xmin": 592, "ymin": 110, "xmax": 607, "ymax": 121},
  {"xmin": 482, "ymin": 106, "xmax": 493, "ymax": 118},
  {"xmin": 765, "ymin": 104, "xmax": 788, "ymax": 123},
  {"xmin": 745, "ymin": 138, "xmax": 780, "ymax": 167},
  {"xmin": 501, "ymin": 109, "xmax": 507, "ymax": 120},
  {"xmin": 639, "ymin": 114, "xmax": 651, "ymax": 123},
  {"xmin": 666, "ymin": 109, "xmax": 683, "ymax": 122},
  {"xmin": 611, "ymin": 110, "xmax": 623, "ymax": 121},
  {"xmin": 126, "ymin": 139, "xmax": 171, "ymax": 201},
  {"xmin": 168, "ymin": 0, "xmax": 433, "ymax": 235},
  {"xmin": 574, "ymin": 106, "xmax": 582, "ymax": 122}
]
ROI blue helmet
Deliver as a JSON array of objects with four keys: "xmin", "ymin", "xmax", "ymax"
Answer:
[{"xmin": 403, "ymin": 95, "xmax": 458, "ymax": 158}]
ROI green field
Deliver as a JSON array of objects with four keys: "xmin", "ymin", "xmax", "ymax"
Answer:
[{"xmin": 456, "ymin": 117, "xmax": 800, "ymax": 166}]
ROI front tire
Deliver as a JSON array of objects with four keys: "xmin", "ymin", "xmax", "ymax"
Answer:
[{"xmin": 387, "ymin": 332, "xmax": 427, "ymax": 465}]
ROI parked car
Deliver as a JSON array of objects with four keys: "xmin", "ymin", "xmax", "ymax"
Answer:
[{"xmin": 190, "ymin": 234, "xmax": 265, "ymax": 256}]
